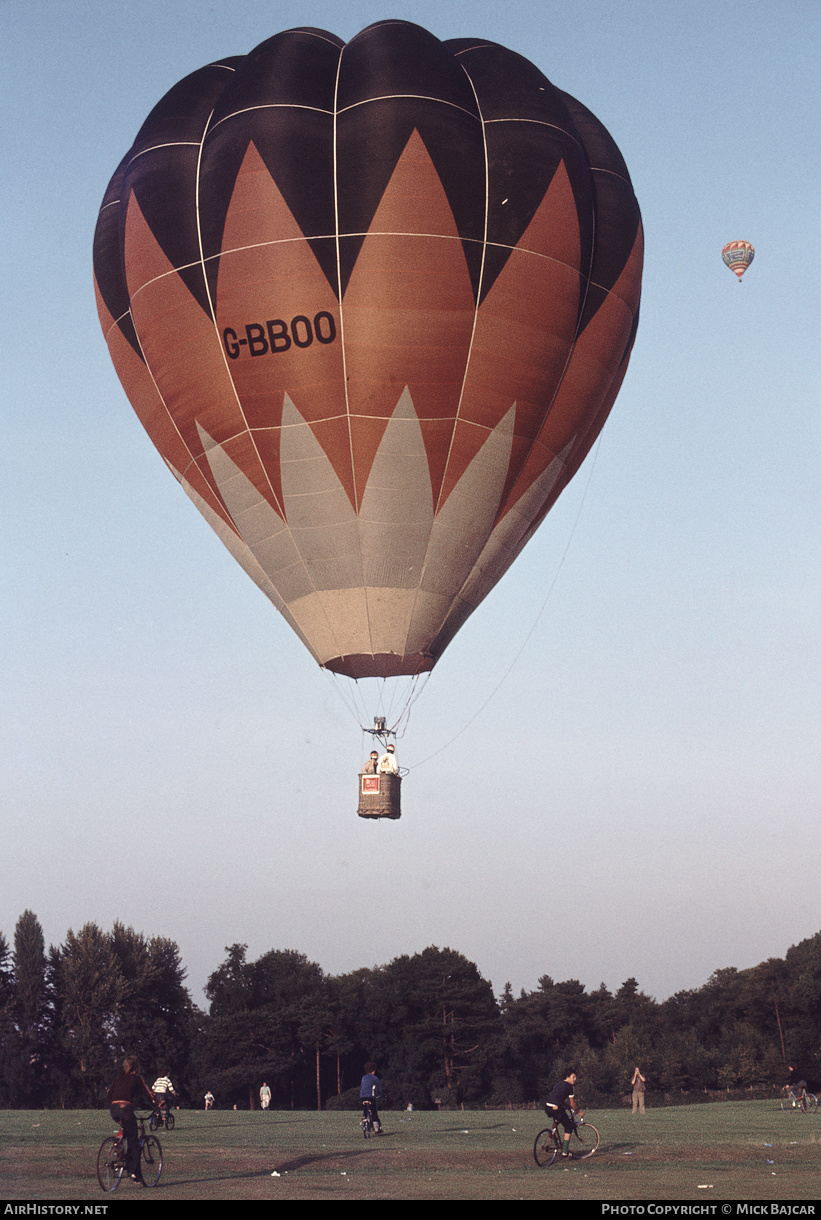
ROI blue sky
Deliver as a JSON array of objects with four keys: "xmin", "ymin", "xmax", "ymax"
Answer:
[{"xmin": 2, "ymin": 0, "xmax": 818, "ymax": 1010}]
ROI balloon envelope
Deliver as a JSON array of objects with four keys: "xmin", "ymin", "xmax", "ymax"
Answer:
[
  {"xmin": 722, "ymin": 240, "xmax": 755, "ymax": 280},
  {"xmin": 94, "ymin": 20, "xmax": 643, "ymax": 679}
]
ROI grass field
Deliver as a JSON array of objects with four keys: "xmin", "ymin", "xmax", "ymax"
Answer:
[{"xmin": 1, "ymin": 1101, "xmax": 819, "ymax": 1201}]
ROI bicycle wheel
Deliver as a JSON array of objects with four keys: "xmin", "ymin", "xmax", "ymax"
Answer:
[
  {"xmin": 801, "ymin": 1094, "xmax": 818, "ymax": 1114},
  {"xmin": 97, "ymin": 1136, "xmax": 124, "ymax": 1192},
  {"xmin": 141, "ymin": 1135, "xmax": 163, "ymax": 1186},
  {"xmin": 149, "ymin": 1112, "xmax": 158, "ymax": 1132},
  {"xmin": 164, "ymin": 1110, "xmax": 175, "ymax": 1131},
  {"xmin": 533, "ymin": 1127, "xmax": 559, "ymax": 1166},
  {"xmin": 571, "ymin": 1122, "xmax": 600, "ymax": 1158}
]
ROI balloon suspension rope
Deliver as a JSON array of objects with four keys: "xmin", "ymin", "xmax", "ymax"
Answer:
[
  {"xmin": 410, "ymin": 437, "xmax": 603, "ymax": 770},
  {"xmin": 327, "ymin": 434, "xmax": 601, "ymax": 769},
  {"xmin": 328, "ymin": 669, "xmax": 430, "ymax": 751}
]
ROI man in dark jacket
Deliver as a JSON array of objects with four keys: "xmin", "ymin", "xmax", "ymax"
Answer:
[{"xmin": 106, "ymin": 1056, "xmax": 155, "ymax": 1184}]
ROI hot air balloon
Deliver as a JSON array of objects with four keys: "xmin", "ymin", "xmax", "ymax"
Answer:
[
  {"xmin": 94, "ymin": 20, "xmax": 642, "ymax": 693},
  {"xmin": 722, "ymin": 240, "xmax": 755, "ymax": 281}
]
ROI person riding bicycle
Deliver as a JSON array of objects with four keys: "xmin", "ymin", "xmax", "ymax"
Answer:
[
  {"xmin": 786, "ymin": 1062, "xmax": 808, "ymax": 1101},
  {"xmin": 545, "ymin": 1069, "xmax": 583, "ymax": 1158},
  {"xmin": 151, "ymin": 1071, "xmax": 176, "ymax": 1121},
  {"xmin": 106, "ymin": 1055, "xmax": 155, "ymax": 1185},
  {"xmin": 359, "ymin": 1061, "xmax": 385, "ymax": 1134}
]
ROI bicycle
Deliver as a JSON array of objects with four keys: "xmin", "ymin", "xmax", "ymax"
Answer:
[
  {"xmin": 780, "ymin": 1087, "xmax": 818, "ymax": 1114},
  {"xmin": 361, "ymin": 1097, "xmax": 376, "ymax": 1139},
  {"xmin": 533, "ymin": 1113, "xmax": 600, "ymax": 1166},
  {"xmin": 149, "ymin": 1102, "xmax": 176, "ymax": 1131},
  {"xmin": 97, "ymin": 1112, "xmax": 163, "ymax": 1191}
]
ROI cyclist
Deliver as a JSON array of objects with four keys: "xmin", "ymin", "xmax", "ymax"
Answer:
[
  {"xmin": 151, "ymin": 1071, "xmax": 176, "ymax": 1121},
  {"xmin": 359, "ymin": 1061, "xmax": 385, "ymax": 1134},
  {"xmin": 106, "ymin": 1055, "xmax": 155, "ymax": 1185},
  {"xmin": 545, "ymin": 1069, "xmax": 583, "ymax": 1158},
  {"xmin": 786, "ymin": 1062, "xmax": 809, "ymax": 1103}
]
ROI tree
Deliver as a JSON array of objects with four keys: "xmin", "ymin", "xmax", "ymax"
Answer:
[
  {"xmin": 14, "ymin": 912, "xmax": 47, "ymax": 1050},
  {"xmin": 109, "ymin": 922, "xmax": 196, "ymax": 1089},
  {"xmin": 200, "ymin": 946, "xmax": 328, "ymax": 1109},
  {"xmin": 7, "ymin": 911, "xmax": 49, "ymax": 1106},
  {"xmin": 750, "ymin": 958, "xmax": 789, "ymax": 1067},
  {"xmin": 782, "ymin": 933, "xmax": 821, "ymax": 1082},
  {"xmin": 501, "ymin": 975, "xmax": 596, "ymax": 1100},
  {"xmin": 52, "ymin": 924, "xmax": 124, "ymax": 1105},
  {"xmin": 320, "ymin": 973, "xmax": 358, "ymax": 1097},
  {"xmin": 373, "ymin": 947, "xmax": 503, "ymax": 1107},
  {"xmin": 0, "ymin": 930, "xmax": 17, "ymax": 1105}
]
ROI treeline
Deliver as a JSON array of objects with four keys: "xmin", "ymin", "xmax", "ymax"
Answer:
[{"xmin": 1, "ymin": 911, "xmax": 819, "ymax": 1111}]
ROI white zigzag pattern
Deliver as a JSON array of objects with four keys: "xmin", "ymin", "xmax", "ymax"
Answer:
[{"xmin": 169, "ymin": 390, "xmax": 569, "ymax": 674}]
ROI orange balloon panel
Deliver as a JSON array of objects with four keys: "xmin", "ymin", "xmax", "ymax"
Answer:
[{"xmin": 93, "ymin": 21, "xmax": 643, "ymax": 678}]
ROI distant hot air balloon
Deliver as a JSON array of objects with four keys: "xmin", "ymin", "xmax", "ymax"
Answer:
[
  {"xmin": 722, "ymin": 240, "xmax": 755, "ymax": 282},
  {"xmin": 93, "ymin": 20, "xmax": 643, "ymax": 682}
]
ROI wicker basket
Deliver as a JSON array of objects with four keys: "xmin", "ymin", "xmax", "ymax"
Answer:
[{"xmin": 357, "ymin": 772, "xmax": 402, "ymax": 820}]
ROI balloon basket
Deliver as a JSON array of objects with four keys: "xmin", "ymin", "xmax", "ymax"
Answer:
[{"xmin": 358, "ymin": 772, "xmax": 401, "ymax": 820}]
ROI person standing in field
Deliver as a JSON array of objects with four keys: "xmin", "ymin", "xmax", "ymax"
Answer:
[
  {"xmin": 631, "ymin": 1066, "xmax": 646, "ymax": 1114},
  {"xmin": 260, "ymin": 1082, "xmax": 271, "ymax": 1110}
]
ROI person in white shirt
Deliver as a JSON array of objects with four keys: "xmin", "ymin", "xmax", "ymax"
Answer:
[
  {"xmin": 378, "ymin": 743, "xmax": 399, "ymax": 774},
  {"xmin": 152, "ymin": 1072, "xmax": 176, "ymax": 1116}
]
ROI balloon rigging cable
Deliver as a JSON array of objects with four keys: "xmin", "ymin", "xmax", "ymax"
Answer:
[
  {"xmin": 328, "ymin": 668, "xmax": 431, "ymax": 747},
  {"xmin": 408, "ymin": 435, "xmax": 603, "ymax": 770},
  {"xmin": 327, "ymin": 433, "xmax": 602, "ymax": 768}
]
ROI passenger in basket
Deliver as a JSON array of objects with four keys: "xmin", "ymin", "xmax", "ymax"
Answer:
[{"xmin": 361, "ymin": 750, "xmax": 380, "ymax": 774}]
